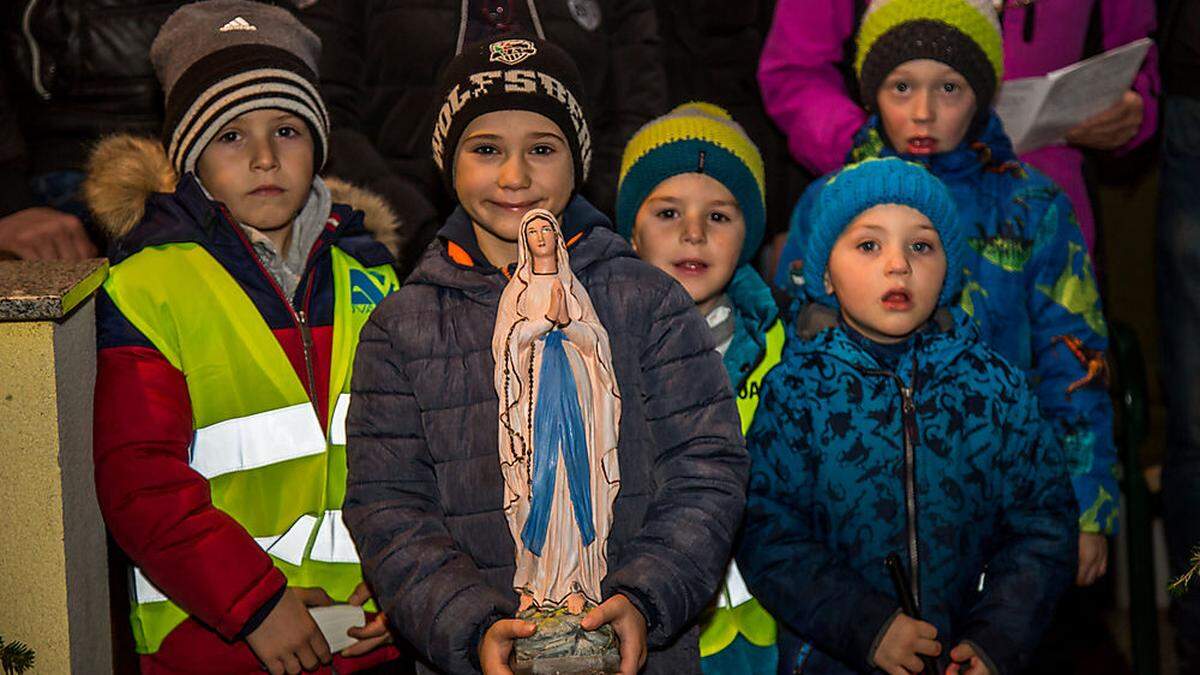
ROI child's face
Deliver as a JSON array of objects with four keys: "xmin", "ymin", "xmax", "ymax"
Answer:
[
  {"xmin": 454, "ymin": 110, "xmax": 574, "ymax": 252},
  {"xmin": 876, "ymin": 59, "xmax": 977, "ymax": 155},
  {"xmin": 824, "ymin": 203, "xmax": 946, "ymax": 344},
  {"xmin": 631, "ymin": 173, "xmax": 745, "ymax": 315},
  {"xmin": 196, "ymin": 109, "xmax": 314, "ymax": 232}
]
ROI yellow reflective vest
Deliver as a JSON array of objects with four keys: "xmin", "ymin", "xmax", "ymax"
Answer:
[
  {"xmin": 700, "ymin": 319, "xmax": 785, "ymax": 658},
  {"xmin": 103, "ymin": 239, "xmax": 398, "ymax": 654}
]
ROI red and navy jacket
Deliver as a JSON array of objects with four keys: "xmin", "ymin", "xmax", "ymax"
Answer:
[{"xmin": 92, "ymin": 163, "xmax": 399, "ymax": 671}]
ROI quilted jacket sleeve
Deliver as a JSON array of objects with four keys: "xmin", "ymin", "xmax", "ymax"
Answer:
[
  {"xmin": 1026, "ymin": 189, "xmax": 1119, "ymax": 535},
  {"xmin": 599, "ymin": 279, "xmax": 748, "ymax": 646},
  {"xmin": 1102, "ymin": 0, "xmax": 1160, "ymax": 154},
  {"xmin": 757, "ymin": 0, "xmax": 867, "ymax": 174},
  {"xmin": 959, "ymin": 373, "xmax": 1077, "ymax": 675},
  {"xmin": 0, "ymin": 64, "xmax": 34, "ymax": 218},
  {"xmin": 737, "ymin": 356, "xmax": 898, "ymax": 672},
  {"xmin": 344, "ymin": 306, "xmax": 513, "ymax": 674},
  {"xmin": 93, "ymin": 289, "xmax": 286, "ymax": 640}
]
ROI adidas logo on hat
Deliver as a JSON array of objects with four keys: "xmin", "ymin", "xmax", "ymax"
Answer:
[{"xmin": 218, "ymin": 16, "xmax": 257, "ymax": 32}]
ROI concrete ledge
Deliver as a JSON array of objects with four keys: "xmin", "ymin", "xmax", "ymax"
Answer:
[
  {"xmin": 0, "ymin": 260, "xmax": 110, "ymax": 672},
  {"xmin": 0, "ymin": 259, "xmax": 108, "ymax": 321}
]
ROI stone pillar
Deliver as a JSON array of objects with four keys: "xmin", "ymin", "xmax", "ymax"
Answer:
[{"xmin": 0, "ymin": 259, "xmax": 110, "ymax": 673}]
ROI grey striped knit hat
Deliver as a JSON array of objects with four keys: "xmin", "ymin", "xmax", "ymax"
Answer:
[{"xmin": 150, "ymin": 0, "xmax": 330, "ymax": 176}]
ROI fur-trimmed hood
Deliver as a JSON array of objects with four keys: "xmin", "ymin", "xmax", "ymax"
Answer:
[{"xmin": 83, "ymin": 134, "xmax": 403, "ymax": 256}]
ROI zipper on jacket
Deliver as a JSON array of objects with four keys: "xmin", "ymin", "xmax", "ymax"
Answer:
[
  {"xmin": 223, "ymin": 207, "xmax": 323, "ymax": 413},
  {"xmin": 21, "ymin": 0, "xmax": 50, "ymax": 100},
  {"xmin": 861, "ymin": 360, "xmax": 923, "ymax": 611},
  {"xmin": 898, "ymin": 381, "xmax": 922, "ymax": 609},
  {"xmin": 295, "ymin": 249, "xmax": 324, "ymax": 423},
  {"xmin": 297, "ymin": 309, "xmax": 320, "ymax": 420}
]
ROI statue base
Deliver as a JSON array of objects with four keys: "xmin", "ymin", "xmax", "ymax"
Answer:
[{"xmin": 512, "ymin": 605, "xmax": 620, "ymax": 674}]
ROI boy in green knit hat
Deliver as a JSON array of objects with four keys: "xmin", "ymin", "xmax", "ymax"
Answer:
[{"xmin": 617, "ymin": 102, "xmax": 784, "ymax": 674}]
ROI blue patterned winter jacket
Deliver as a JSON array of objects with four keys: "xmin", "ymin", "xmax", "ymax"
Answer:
[
  {"xmin": 738, "ymin": 304, "xmax": 1077, "ymax": 675},
  {"xmin": 774, "ymin": 112, "xmax": 1118, "ymax": 536}
]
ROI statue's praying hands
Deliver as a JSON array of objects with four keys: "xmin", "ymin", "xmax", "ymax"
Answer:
[{"xmin": 546, "ymin": 280, "xmax": 571, "ymax": 327}]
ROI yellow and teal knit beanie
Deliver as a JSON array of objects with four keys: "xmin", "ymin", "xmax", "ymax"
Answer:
[
  {"xmin": 616, "ymin": 103, "xmax": 766, "ymax": 266},
  {"xmin": 806, "ymin": 157, "xmax": 963, "ymax": 308},
  {"xmin": 855, "ymin": 0, "xmax": 1003, "ymax": 118}
]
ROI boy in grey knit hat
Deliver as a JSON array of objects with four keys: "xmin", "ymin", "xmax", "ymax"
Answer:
[
  {"xmin": 145, "ymin": 0, "xmax": 336, "ymax": 297},
  {"xmin": 85, "ymin": 2, "xmax": 406, "ymax": 673}
]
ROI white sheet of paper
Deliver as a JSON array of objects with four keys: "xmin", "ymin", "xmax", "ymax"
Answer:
[
  {"xmin": 994, "ymin": 77, "xmax": 1050, "ymax": 149},
  {"xmin": 995, "ymin": 38, "xmax": 1152, "ymax": 154},
  {"xmin": 309, "ymin": 604, "xmax": 366, "ymax": 653}
]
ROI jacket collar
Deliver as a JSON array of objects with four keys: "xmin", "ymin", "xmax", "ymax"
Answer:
[
  {"xmin": 848, "ymin": 111, "xmax": 1024, "ymax": 182},
  {"xmin": 409, "ymin": 195, "xmax": 632, "ymax": 301},
  {"xmin": 722, "ymin": 265, "xmax": 780, "ymax": 386},
  {"xmin": 435, "ymin": 195, "xmax": 599, "ymax": 272},
  {"xmin": 108, "ymin": 173, "xmax": 392, "ymax": 270},
  {"xmin": 793, "ymin": 303, "xmax": 977, "ymax": 377}
]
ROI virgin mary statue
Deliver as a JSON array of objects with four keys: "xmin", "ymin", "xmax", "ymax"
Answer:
[{"xmin": 492, "ymin": 209, "xmax": 621, "ymax": 615}]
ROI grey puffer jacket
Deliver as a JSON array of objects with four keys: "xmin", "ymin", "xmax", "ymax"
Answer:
[{"xmin": 345, "ymin": 196, "xmax": 748, "ymax": 674}]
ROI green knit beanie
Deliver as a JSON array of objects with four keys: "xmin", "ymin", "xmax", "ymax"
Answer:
[{"xmin": 855, "ymin": 0, "xmax": 1003, "ymax": 119}]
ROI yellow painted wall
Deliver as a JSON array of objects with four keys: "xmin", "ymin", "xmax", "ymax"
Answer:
[
  {"xmin": 0, "ymin": 320, "xmax": 70, "ymax": 671},
  {"xmin": 0, "ymin": 299, "xmax": 108, "ymax": 673}
]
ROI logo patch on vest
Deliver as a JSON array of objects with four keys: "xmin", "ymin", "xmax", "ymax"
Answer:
[
  {"xmin": 350, "ymin": 269, "xmax": 396, "ymax": 312},
  {"xmin": 489, "ymin": 39, "xmax": 537, "ymax": 65}
]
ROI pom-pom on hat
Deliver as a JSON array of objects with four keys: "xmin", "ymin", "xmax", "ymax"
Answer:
[
  {"xmin": 151, "ymin": 0, "xmax": 330, "ymax": 177},
  {"xmin": 855, "ymin": 0, "xmax": 1003, "ymax": 121},
  {"xmin": 430, "ymin": 35, "xmax": 592, "ymax": 196},
  {"xmin": 805, "ymin": 157, "xmax": 963, "ymax": 308},
  {"xmin": 615, "ymin": 102, "xmax": 766, "ymax": 266}
]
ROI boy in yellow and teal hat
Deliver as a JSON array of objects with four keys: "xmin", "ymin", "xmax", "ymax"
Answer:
[{"xmin": 617, "ymin": 102, "xmax": 784, "ymax": 674}]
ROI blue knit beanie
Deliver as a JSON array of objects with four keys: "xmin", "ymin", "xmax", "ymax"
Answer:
[
  {"xmin": 805, "ymin": 157, "xmax": 962, "ymax": 307},
  {"xmin": 616, "ymin": 103, "xmax": 765, "ymax": 266}
]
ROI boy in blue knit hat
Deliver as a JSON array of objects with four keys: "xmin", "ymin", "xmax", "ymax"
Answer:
[
  {"xmin": 739, "ymin": 158, "xmax": 1077, "ymax": 675},
  {"xmin": 617, "ymin": 102, "xmax": 785, "ymax": 674},
  {"xmin": 775, "ymin": 0, "xmax": 1118, "ymax": 587}
]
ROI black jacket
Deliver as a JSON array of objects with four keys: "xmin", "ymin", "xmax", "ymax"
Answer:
[
  {"xmin": 1164, "ymin": 0, "xmax": 1200, "ymax": 97},
  {"xmin": 344, "ymin": 196, "xmax": 747, "ymax": 674},
  {"xmin": 653, "ymin": 0, "xmax": 809, "ymax": 240},
  {"xmin": 0, "ymin": 0, "xmax": 186, "ymax": 217},
  {"xmin": 298, "ymin": 0, "xmax": 668, "ymax": 274}
]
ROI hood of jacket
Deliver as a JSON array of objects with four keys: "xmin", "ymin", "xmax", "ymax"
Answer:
[
  {"xmin": 723, "ymin": 265, "xmax": 780, "ymax": 388},
  {"xmin": 404, "ymin": 195, "xmax": 636, "ymax": 305},
  {"xmin": 82, "ymin": 134, "xmax": 403, "ymax": 257}
]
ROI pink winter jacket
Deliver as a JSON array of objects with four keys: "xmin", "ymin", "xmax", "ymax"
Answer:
[{"xmin": 758, "ymin": 0, "xmax": 1160, "ymax": 254}]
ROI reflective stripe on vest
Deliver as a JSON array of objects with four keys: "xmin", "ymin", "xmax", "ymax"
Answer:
[
  {"xmin": 131, "ymin": 509, "xmax": 359, "ymax": 604},
  {"xmin": 191, "ymin": 402, "xmax": 327, "ymax": 479},
  {"xmin": 105, "ymin": 242, "xmax": 396, "ymax": 654},
  {"xmin": 702, "ymin": 319, "xmax": 785, "ymax": 658},
  {"xmin": 330, "ymin": 393, "xmax": 351, "ymax": 446}
]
